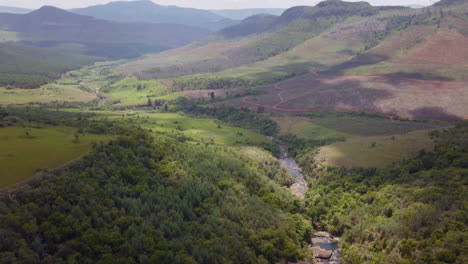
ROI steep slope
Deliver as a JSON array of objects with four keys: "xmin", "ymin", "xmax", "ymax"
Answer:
[
  {"xmin": 0, "ymin": 43, "xmax": 100, "ymax": 88},
  {"xmin": 71, "ymin": 0, "xmax": 238, "ymax": 31},
  {"xmin": 211, "ymin": 8, "xmax": 286, "ymax": 20},
  {"xmin": 117, "ymin": 0, "xmax": 406, "ymax": 77},
  {"xmin": 0, "ymin": 6, "xmax": 210, "ymax": 59}
]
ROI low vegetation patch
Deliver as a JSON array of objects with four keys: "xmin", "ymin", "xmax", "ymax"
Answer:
[{"xmin": 0, "ymin": 126, "xmax": 109, "ymax": 187}]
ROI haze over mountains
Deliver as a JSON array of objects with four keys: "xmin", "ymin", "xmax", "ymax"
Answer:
[
  {"xmin": 71, "ymin": 0, "xmax": 239, "ymax": 31},
  {"xmin": 0, "ymin": 5, "xmax": 210, "ymax": 57},
  {"xmin": 0, "ymin": 6, "xmax": 32, "ymax": 14}
]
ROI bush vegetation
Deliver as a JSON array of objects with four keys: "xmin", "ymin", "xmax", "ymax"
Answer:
[{"xmin": 302, "ymin": 122, "xmax": 468, "ymax": 263}]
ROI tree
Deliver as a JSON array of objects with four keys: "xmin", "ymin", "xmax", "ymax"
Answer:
[
  {"xmin": 72, "ymin": 134, "xmax": 80, "ymax": 144},
  {"xmin": 147, "ymin": 98, "xmax": 153, "ymax": 107}
]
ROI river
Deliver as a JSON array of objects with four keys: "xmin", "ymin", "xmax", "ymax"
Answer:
[{"xmin": 279, "ymin": 143, "xmax": 340, "ymax": 263}]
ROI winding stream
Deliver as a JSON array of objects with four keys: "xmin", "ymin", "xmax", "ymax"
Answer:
[
  {"xmin": 279, "ymin": 144, "xmax": 307, "ymax": 199},
  {"xmin": 279, "ymin": 143, "xmax": 340, "ymax": 263}
]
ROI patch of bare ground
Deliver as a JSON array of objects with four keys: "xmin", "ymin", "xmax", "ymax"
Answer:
[
  {"xmin": 229, "ymin": 73, "xmax": 468, "ymax": 120},
  {"xmin": 396, "ymin": 30, "xmax": 468, "ymax": 66}
]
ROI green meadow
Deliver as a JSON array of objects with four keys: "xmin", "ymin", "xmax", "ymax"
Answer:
[
  {"xmin": 315, "ymin": 129, "xmax": 436, "ymax": 168},
  {"xmin": 0, "ymin": 126, "xmax": 109, "ymax": 187},
  {"xmin": 273, "ymin": 114, "xmax": 447, "ymax": 167},
  {"xmin": 109, "ymin": 112, "xmax": 269, "ymax": 145}
]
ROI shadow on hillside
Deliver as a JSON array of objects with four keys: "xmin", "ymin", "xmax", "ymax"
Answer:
[
  {"xmin": 382, "ymin": 72, "xmax": 454, "ymax": 81},
  {"xmin": 279, "ymin": 76, "xmax": 394, "ymax": 113},
  {"xmin": 321, "ymin": 54, "xmax": 388, "ymax": 75},
  {"xmin": 410, "ymin": 107, "xmax": 461, "ymax": 120}
]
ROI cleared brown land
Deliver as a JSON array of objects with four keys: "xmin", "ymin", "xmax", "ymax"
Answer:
[
  {"xmin": 397, "ymin": 30, "xmax": 468, "ymax": 66},
  {"xmin": 227, "ymin": 73, "xmax": 468, "ymax": 120}
]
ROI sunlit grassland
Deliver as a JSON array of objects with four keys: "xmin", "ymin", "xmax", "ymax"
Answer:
[
  {"xmin": 102, "ymin": 111, "xmax": 269, "ymax": 145},
  {"xmin": 0, "ymin": 126, "xmax": 109, "ymax": 187},
  {"xmin": 102, "ymin": 76, "xmax": 167, "ymax": 105},
  {"xmin": 315, "ymin": 129, "xmax": 436, "ymax": 168},
  {"xmin": 274, "ymin": 113, "xmax": 448, "ymax": 168},
  {"xmin": 0, "ymin": 84, "xmax": 96, "ymax": 105},
  {"xmin": 0, "ymin": 31, "xmax": 19, "ymax": 42}
]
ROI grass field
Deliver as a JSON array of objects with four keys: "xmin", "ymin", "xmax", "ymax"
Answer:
[
  {"xmin": 315, "ymin": 129, "xmax": 436, "ymax": 168},
  {"xmin": 0, "ymin": 126, "xmax": 109, "ymax": 187},
  {"xmin": 103, "ymin": 76, "xmax": 167, "ymax": 105},
  {"xmin": 0, "ymin": 31, "xmax": 19, "ymax": 42},
  {"xmin": 0, "ymin": 84, "xmax": 97, "ymax": 105},
  {"xmin": 105, "ymin": 112, "xmax": 269, "ymax": 145},
  {"xmin": 273, "ymin": 114, "xmax": 448, "ymax": 168},
  {"xmin": 273, "ymin": 116, "xmax": 351, "ymax": 139}
]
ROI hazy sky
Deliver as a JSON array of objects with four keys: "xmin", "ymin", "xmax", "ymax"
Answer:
[{"xmin": 1, "ymin": 0, "xmax": 437, "ymax": 10}]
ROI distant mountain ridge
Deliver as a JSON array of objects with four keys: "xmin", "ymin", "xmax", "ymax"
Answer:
[
  {"xmin": 210, "ymin": 8, "xmax": 286, "ymax": 20},
  {"xmin": 71, "ymin": 0, "xmax": 239, "ymax": 31},
  {"xmin": 0, "ymin": 6, "xmax": 210, "ymax": 59},
  {"xmin": 0, "ymin": 6, "xmax": 32, "ymax": 14}
]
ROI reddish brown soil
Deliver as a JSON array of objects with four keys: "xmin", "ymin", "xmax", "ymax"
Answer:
[
  {"xmin": 397, "ymin": 30, "xmax": 468, "ymax": 66},
  {"xmin": 238, "ymin": 71, "xmax": 468, "ymax": 120}
]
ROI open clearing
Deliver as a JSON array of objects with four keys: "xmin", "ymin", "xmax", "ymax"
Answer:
[
  {"xmin": 103, "ymin": 112, "xmax": 269, "ymax": 145},
  {"xmin": 0, "ymin": 126, "xmax": 109, "ymax": 187},
  {"xmin": 315, "ymin": 129, "xmax": 437, "ymax": 168},
  {"xmin": 273, "ymin": 114, "xmax": 448, "ymax": 168},
  {"xmin": 0, "ymin": 84, "xmax": 96, "ymax": 105}
]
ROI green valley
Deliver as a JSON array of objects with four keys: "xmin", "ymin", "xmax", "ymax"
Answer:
[{"xmin": 0, "ymin": 0, "xmax": 467, "ymax": 263}]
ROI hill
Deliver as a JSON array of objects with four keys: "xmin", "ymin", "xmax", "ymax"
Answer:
[
  {"xmin": 211, "ymin": 8, "xmax": 287, "ymax": 20},
  {"xmin": 0, "ymin": 43, "xmax": 100, "ymax": 88},
  {"xmin": 71, "ymin": 0, "xmax": 238, "ymax": 31},
  {"xmin": 116, "ymin": 0, "xmax": 467, "ymax": 120},
  {"xmin": 0, "ymin": 6, "xmax": 210, "ymax": 59},
  {"xmin": 118, "ymin": 0, "xmax": 407, "ymax": 77},
  {"xmin": 0, "ymin": 6, "xmax": 31, "ymax": 14}
]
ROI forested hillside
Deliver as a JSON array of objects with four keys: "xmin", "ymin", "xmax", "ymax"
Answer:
[
  {"xmin": 301, "ymin": 123, "xmax": 468, "ymax": 263},
  {"xmin": 0, "ymin": 110, "xmax": 310, "ymax": 263},
  {"xmin": 0, "ymin": 44, "xmax": 99, "ymax": 88}
]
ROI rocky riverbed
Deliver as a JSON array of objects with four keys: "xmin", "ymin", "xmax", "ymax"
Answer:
[
  {"xmin": 279, "ymin": 144, "xmax": 340, "ymax": 264},
  {"xmin": 279, "ymin": 144, "xmax": 307, "ymax": 199}
]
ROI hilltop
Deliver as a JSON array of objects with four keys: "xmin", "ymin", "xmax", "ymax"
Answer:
[
  {"xmin": 71, "ymin": 0, "xmax": 238, "ymax": 31},
  {"xmin": 210, "ymin": 8, "xmax": 286, "ymax": 20}
]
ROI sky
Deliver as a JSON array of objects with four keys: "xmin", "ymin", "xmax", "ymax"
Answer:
[{"xmin": 0, "ymin": 0, "xmax": 437, "ymax": 10}]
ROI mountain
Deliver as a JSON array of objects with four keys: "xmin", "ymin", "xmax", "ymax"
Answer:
[
  {"xmin": 117, "ymin": 0, "xmax": 467, "ymax": 120},
  {"xmin": 71, "ymin": 0, "xmax": 239, "ymax": 31},
  {"xmin": 405, "ymin": 4, "xmax": 427, "ymax": 8},
  {"xmin": 0, "ymin": 43, "xmax": 99, "ymax": 88},
  {"xmin": 0, "ymin": 6, "xmax": 210, "ymax": 59},
  {"xmin": 210, "ymin": 8, "xmax": 287, "ymax": 20},
  {"xmin": 0, "ymin": 6, "xmax": 32, "ymax": 14},
  {"xmin": 118, "ymin": 0, "xmax": 408, "ymax": 77}
]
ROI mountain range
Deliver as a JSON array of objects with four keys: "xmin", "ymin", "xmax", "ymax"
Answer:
[
  {"xmin": 71, "ymin": 0, "xmax": 238, "ymax": 31},
  {"xmin": 0, "ymin": 6, "xmax": 32, "ymax": 14},
  {"xmin": 118, "ymin": 0, "xmax": 468, "ymax": 120},
  {"xmin": 0, "ymin": 6, "xmax": 210, "ymax": 59}
]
